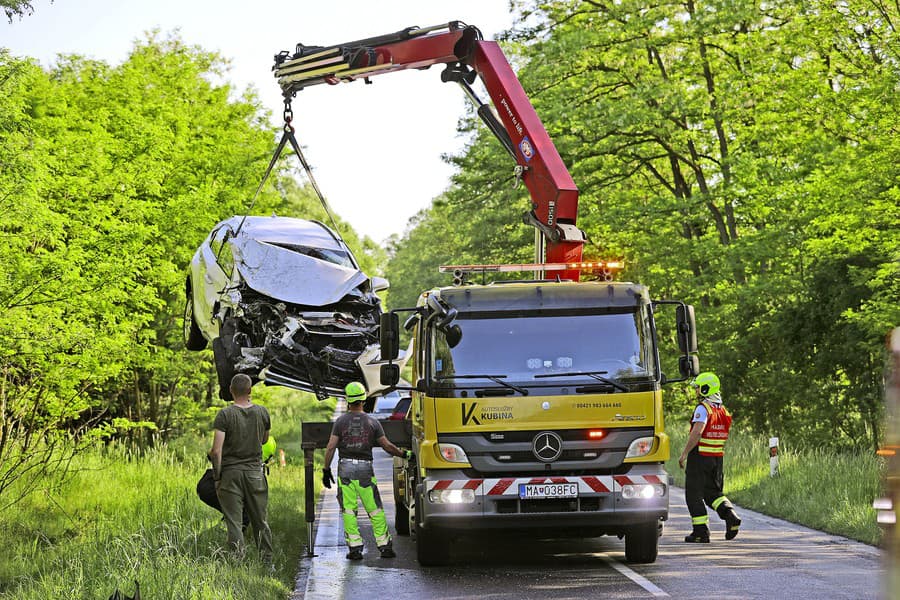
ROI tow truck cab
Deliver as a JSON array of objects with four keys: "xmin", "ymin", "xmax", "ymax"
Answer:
[{"xmin": 381, "ymin": 280, "xmax": 698, "ymax": 565}]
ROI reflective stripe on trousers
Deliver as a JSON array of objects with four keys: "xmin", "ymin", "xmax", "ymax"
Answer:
[{"xmin": 336, "ymin": 475, "xmax": 391, "ymax": 549}]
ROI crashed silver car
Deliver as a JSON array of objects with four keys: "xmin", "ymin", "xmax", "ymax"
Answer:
[{"xmin": 183, "ymin": 215, "xmax": 390, "ymax": 400}]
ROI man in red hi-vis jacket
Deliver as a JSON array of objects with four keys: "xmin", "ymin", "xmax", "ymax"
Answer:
[{"xmin": 678, "ymin": 372, "xmax": 742, "ymax": 543}]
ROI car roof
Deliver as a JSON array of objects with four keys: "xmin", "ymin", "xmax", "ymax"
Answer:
[{"xmin": 222, "ymin": 216, "xmax": 345, "ymax": 251}]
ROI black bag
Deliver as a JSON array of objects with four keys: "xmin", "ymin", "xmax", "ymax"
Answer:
[
  {"xmin": 196, "ymin": 468, "xmax": 221, "ymax": 511},
  {"xmin": 108, "ymin": 580, "xmax": 140, "ymax": 600},
  {"xmin": 196, "ymin": 468, "xmax": 250, "ymax": 528}
]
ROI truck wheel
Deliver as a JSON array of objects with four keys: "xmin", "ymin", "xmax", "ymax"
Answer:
[
  {"xmin": 416, "ymin": 523, "xmax": 449, "ymax": 566},
  {"xmin": 414, "ymin": 491, "xmax": 449, "ymax": 566},
  {"xmin": 183, "ymin": 294, "xmax": 207, "ymax": 351},
  {"xmin": 395, "ymin": 500, "xmax": 410, "ymax": 535},
  {"xmin": 624, "ymin": 521, "xmax": 660, "ymax": 564}
]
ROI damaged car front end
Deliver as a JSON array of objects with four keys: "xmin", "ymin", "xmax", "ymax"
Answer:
[{"xmin": 184, "ymin": 215, "xmax": 391, "ymax": 400}]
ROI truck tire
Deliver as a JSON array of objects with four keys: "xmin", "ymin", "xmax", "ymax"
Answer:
[
  {"xmin": 395, "ymin": 500, "xmax": 410, "ymax": 535},
  {"xmin": 624, "ymin": 521, "xmax": 660, "ymax": 564},
  {"xmin": 394, "ymin": 460, "xmax": 412, "ymax": 535},
  {"xmin": 416, "ymin": 523, "xmax": 449, "ymax": 566},
  {"xmin": 183, "ymin": 294, "xmax": 207, "ymax": 351},
  {"xmin": 413, "ymin": 491, "xmax": 449, "ymax": 566}
]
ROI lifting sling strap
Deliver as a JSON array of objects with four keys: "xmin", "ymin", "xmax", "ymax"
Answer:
[{"xmin": 236, "ymin": 96, "xmax": 342, "ymax": 239}]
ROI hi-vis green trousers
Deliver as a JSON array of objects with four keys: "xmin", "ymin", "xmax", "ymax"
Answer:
[{"xmin": 336, "ymin": 458, "xmax": 391, "ymax": 550}]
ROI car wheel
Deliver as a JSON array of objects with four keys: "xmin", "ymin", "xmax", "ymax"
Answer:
[
  {"xmin": 212, "ymin": 337, "xmax": 235, "ymax": 401},
  {"xmin": 183, "ymin": 293, "xmax": 207, "ymax": 351}
]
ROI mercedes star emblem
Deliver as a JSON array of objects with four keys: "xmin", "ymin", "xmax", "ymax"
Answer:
[{"xmin": 532, "ymin": 431, "xmax": 563, "ymax": 462}]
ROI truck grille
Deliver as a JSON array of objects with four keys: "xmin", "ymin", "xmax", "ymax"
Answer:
[{"xmin": 495, "ymin": 497, "xmax": 602, "ymax": 514}]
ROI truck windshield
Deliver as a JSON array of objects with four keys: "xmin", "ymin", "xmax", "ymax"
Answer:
[{"xmin": 430, "ymin": 309, "xmax": 654, "ymax": 386}]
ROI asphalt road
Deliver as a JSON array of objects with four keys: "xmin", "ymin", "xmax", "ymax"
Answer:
[{"xmin": 292, "ymin": 447, "xmax": 884, "ymax": 600}]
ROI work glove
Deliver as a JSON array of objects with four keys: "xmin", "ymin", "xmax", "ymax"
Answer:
[{"xmin": 322, "ymin": 467, "xmax": 335, "ymax": 489}]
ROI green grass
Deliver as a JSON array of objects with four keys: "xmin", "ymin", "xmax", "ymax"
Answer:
[
  {"xmin": 0, "ymin": 388, "xmax": 335, "ymax": 600},
  {"xmin": 665, "ymin": 427, "xmax": 884, "ymax": 545},
  {"xmin": 1, "ymin": 391, "xmax": 884, "ymax": 598}
]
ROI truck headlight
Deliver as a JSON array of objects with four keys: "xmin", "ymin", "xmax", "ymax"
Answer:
[
  {"xmin": 438, "ymin": 443, "xmax": 469, "ymax": 463},
  {"xmin": 625, "ymin": 436, "xmax": 655, "ymax": 458},
  {"xmin": 621, "ymin": 484, "xmax": 666, "ymax": 499},
  {"xmin": 429, "ymin": 488, "xmax": 476, "ymax": 504}
]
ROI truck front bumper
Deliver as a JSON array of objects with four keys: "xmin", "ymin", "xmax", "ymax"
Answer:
[{"xmin": 418, "ymin": 465, "xmax": 669, "ymax": 536}]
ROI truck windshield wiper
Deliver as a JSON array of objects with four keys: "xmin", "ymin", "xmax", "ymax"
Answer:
[
  {"xmin": 534, "ymin": 371, "xmax": 628, "ymax": 392},
  {"xmin": 436, "ymin": 374, "xmax": 529, "ymax": 396}
]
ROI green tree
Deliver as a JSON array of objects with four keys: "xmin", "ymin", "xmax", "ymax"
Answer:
[
  {"xmin": 389, "ymin": 0, "xmax": 899, "ymax": 449},
  {"xmin": 0, "ymin": 0, "xmax": 41, "ymax": 22}
]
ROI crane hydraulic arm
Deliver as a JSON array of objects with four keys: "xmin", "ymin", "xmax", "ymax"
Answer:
[{"xmin": 273, "ymin": 21, "xmax": 586, "ymax": 281}]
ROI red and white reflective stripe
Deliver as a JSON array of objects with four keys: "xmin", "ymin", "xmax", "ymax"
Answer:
[
  {"xmin": 486, "ymin": 476, "xmax": 616, "ymax": 495},
  {"xmin": 426, "ymin": 476, "xmax": 618, "ymax": 496},
  {"xmin": 425, "ymin": 475, "xmax": 664, "ymax": 495},
  {"xmin": 613, "ymin": 475, "xmax": 664, "ymax": 487},
  {"xmin": 582, "ymin": 476, "xmax": 612, "ymax": 493},
  {"xmin": 426, "ymin": 479, "xmax": 485, "ymax": 493}
]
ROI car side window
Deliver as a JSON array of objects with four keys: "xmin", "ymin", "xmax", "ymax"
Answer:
[{"xmin": 210, "ymin": 227, "xmax": 234, "ymax": 276}]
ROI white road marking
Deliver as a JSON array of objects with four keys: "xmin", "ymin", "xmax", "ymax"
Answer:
[
  {"xmin": 599, "ymin": 554, "xmax": 670, "ymax": 598},
  {"xmin": 303, "ymin": 401, "xmax": 347, "ymax": 600}
]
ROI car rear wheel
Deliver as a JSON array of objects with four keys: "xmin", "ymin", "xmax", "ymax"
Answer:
[{"xmin": 183, "ymin": 294, "xmax": 207, "ymax": 351}]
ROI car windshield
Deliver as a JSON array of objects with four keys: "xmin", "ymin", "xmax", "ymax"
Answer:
[
  {"xmin": 430, "ymin": 309, "xmax": 654, "ymax": 387},
  {"xmin": 373, "ymin": 391, "xmax": 401, "ymax": 413},
  {"xmin": 267, "ymin": 242, "xmax": 355, "ymax": 269}
]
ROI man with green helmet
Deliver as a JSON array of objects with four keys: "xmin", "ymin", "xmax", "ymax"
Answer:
[
  {"xmin": 678, "ymin": 371, "xmax": 742, "ymax": 543},
  {"xmin": 323, "ymin": 381, "xmax": 411, "ymax": 560}
]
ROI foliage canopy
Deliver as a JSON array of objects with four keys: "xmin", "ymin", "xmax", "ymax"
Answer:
[{"xmin": 385, "ymin": 0, "xmax": 899, "ymax": 450}]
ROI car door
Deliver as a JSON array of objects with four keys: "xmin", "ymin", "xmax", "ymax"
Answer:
[{"xmin": 196, "ymin": 224, "xmax": 234, "ymax": 335}]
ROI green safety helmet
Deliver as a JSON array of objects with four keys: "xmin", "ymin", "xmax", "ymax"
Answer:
[
  {"xmin": 691, "ymin": 372, "xmax": 720, "ymax": 397},
  {"xmin": 345, "ymin": 381, "xmax": 367, "ymax": 404},
  {"xmin": 261, "ymin": 435, "xmax": 277, "ymax": 462}
]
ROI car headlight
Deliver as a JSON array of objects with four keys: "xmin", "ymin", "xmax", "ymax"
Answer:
[
  {"xmin": 437, "ymin": 443, "xmax": 469, "ymax": 463},
  {"xmin": 625, "ymin": 436, "xmax": 655, "ymax": 458}
]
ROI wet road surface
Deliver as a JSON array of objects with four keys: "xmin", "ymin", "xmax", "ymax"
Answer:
[{"xmin": 292, "ymin": 446, "xmax": 883, "ymax": 599}]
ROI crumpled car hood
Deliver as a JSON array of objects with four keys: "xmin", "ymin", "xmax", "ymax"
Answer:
[{"xmin": 233, "ymin": 239, "xmax": 368, "ymax": 306}]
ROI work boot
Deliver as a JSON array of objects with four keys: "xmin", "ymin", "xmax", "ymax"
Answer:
[
  {"xmin": 379, "ymin": 544, "xmax": 396, "ymax": 558},
  {"xmin": 716, "ymin": 502, "xmax": 742, "ymax": 540},
  {"xmin": 724, "ymin": 511, "xmax": 742, "ymax": 540},
  {"xmin": 684, "ymin": 525, "xmax": 710, "ymax": 543},
  {"xmin": 346, "ymin": 547, "xmax": 364, "ymax": 560}
]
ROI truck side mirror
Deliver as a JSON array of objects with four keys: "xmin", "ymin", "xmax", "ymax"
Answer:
[
  {"xmin": 679, "ymin": 355, "xmax": 700, "ymax": 378},
  {"xmin": 380, "ymin": 363, "xmax": 400, "ymax": 386},
  {"xmin": 380, "ymin": 312, "xmax": 400, "ymax": 360},
  {"xmin": 403, "ymin": 313, "xmax": 420, "ymax": 331},
  {"xmin": 676, "ymin": 304, "xmax": 698, "ymax": 354},
  {"xmin": 444, "ymin": 324, "xmax": 462, "ymax": 348}
]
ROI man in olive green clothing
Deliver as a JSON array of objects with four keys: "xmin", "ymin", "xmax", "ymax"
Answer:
[{"xmin": 209, "ymin": 373, "xmax": 273, "ymax": 562}]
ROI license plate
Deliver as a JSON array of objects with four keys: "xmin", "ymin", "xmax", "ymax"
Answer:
[{"xmin": 518, "ymin": 483, "xmax": 578, "ymax": 499}]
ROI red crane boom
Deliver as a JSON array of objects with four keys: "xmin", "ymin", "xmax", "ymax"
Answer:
[{"xmin": 273, "ymin": 22, "xmax": 585, "ymax": 281}]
